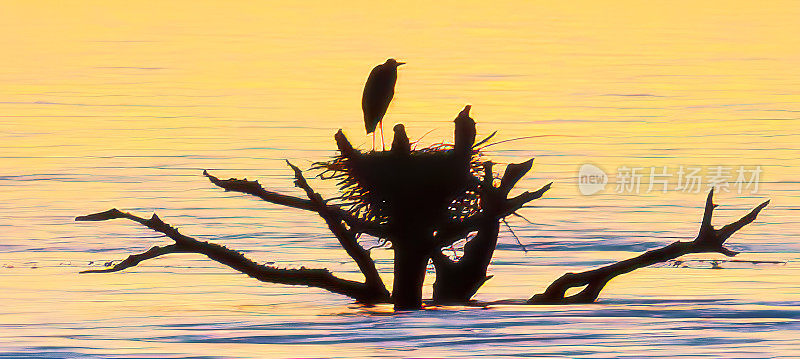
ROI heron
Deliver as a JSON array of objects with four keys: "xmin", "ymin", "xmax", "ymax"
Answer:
[{"xmin": 362, "ymin": 58, "xmax": 404, "ymax": 150}]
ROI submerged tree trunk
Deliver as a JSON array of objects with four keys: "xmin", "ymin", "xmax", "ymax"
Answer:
[{"xmin": 392, "ymin": 241, "xmax": 431, "ymax": 310}]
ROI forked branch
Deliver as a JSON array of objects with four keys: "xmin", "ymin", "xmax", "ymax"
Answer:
[
  {"xmin": 75, "ymin": 209, "xmax": 389, "ymax": 304},
  {"xmin": 528, "ymin": 189, "xmax": 770, "ymax": 304}
]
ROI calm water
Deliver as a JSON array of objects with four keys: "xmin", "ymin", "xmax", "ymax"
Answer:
[{"xmin": 1, "ymin": 2, "xmax": 799, "ymax": 358}]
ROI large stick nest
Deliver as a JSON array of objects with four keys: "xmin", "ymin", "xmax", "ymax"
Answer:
[{"xmin": 313, "ymin": 144, "xmax": 487, "ymax": 226}]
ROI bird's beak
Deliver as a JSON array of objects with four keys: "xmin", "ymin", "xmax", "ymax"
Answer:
[{"xmin": 396, "ymin": 62, "xmax": 406, "ymax": 66}]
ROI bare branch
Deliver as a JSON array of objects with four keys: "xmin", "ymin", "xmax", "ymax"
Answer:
[
  {"xmin": 285, "ymin": 161, "xmax": 389, "ymax": 298},
  {"xmin": 693, "ymin": 190, "xmax": 770, "ymax": 256},
  {"xmin": 717, "ymin": 199, "xmax": 770, "ymax": 241},
  {"xmin": 702, "ymin": 190, "xmax": 717, "ymax": 224},
  {"xmin": 499, "ymin": 159, "xmax": 534, "ymax": 194},
  {"xmin": 528, "ymin": 191, "xmax": 770, "ymax": 304},
  {"xmin": 204, "ymin": 170, "xmax": 315, "ymax": 210},
  {"xmin": 75, "ymin": 209, "xmax": 389, "ymax": 304},
  {"xmin": 80, "ymin": 244, "xmax": 181, "ymax": 273},
  {"xmin": 203, "ymin": 170, "xmax": 386, "ymax": 237}
]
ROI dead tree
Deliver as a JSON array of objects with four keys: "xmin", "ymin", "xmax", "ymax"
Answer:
[{"xmin": 77, "ymin": 105, "xmax": 769, "ymax": 310}]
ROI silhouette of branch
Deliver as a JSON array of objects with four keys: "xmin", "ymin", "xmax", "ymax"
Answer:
[
  {"xmin": 499, "ymin": 159, "xmax": 534, "ymax": 194},
  {"xmin": 285, "ymin": 160, "xmax": 390, "ymax": 300},
  {"xmin": 81, "ymin": 244, "xmax": 182, "ymax": 273},
  {"xmin": 528, "ymin": 190, "xmax": 770, "ymax": 304},
  {"xmin": 432, "ymin": 160, "xmax": 547, "ymax": 303},
  {"xmin": 203, "ymin": 170, "xmax": 386, "ymax": 237},
  {"xmin": 75, "ymin": 209, "xmax": 389, "ymax": 303}
]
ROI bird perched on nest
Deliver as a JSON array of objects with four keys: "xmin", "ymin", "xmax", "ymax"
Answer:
[
  {"xmin": 454, "ymin": 105, "xmax": 476, "ymax": 154},
  {"xmin": 391, "ymin": 124, "xmax": 410, "ymax": 155},
  {"xmin": 362, "ymin": 58, "xmax": 405, "ymax": 151}
]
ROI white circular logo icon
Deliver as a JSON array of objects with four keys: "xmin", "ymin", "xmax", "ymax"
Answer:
[{"xmin": 578, "ymin": 164, "xmax": 608, "ymax": 195}]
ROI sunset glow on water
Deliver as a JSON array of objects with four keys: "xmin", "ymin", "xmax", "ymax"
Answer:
[{"xmin": 1, "ymin": 1, "xmax": 799, "ymax": 358}]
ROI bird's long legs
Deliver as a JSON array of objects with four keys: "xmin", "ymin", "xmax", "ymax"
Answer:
[
  {"xmin": 379, "ymin": 121, "xmax": 385, "ymax": 150},
  {"xmin": 369, "ymin": 122, "xmax": 385, "ymax": 152}
]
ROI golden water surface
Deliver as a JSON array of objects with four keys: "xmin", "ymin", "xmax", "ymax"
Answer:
[{"xmin": 1, "ymin": 1, "xmax": 798, "ymax": 358}]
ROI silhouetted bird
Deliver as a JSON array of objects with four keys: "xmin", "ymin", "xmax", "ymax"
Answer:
[
  {"xmin": 454, "ymin": 105, "xmax": 476, "ymax": 154},
  {"xmin": 391, "ymin": 124, "xmax": 410, "ymax": 155},
  {"xmin": 362, "ymin": 58, "xmax": 404, "ymax": 150}
]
